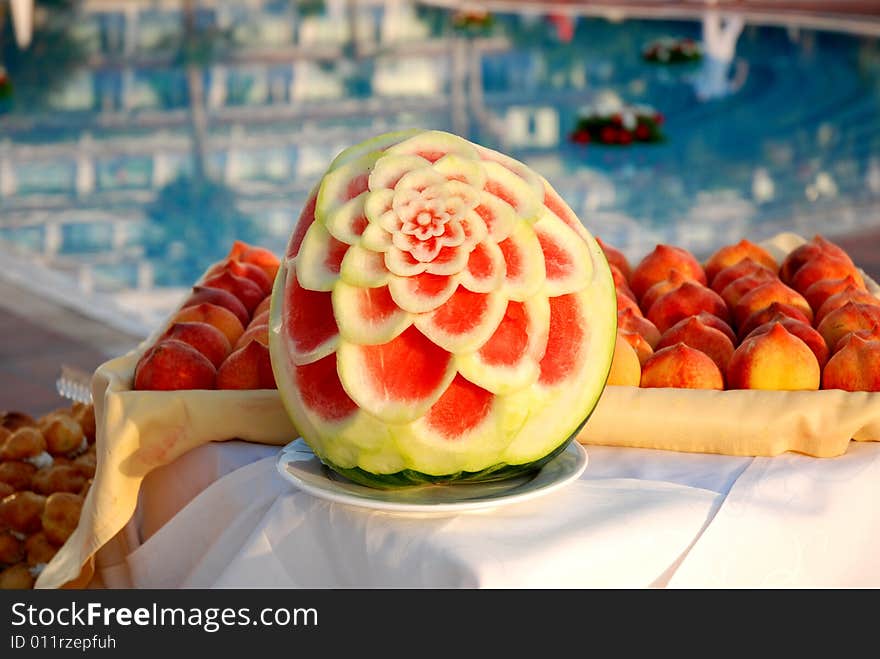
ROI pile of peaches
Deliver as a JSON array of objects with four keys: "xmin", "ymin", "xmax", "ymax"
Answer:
[
  {"xmin": 601, "ymin": 235, "xmax": 880, "ymax": 391},
  {"xmin": 0, "ymin": 403, "xmax": 96, "ymax": 589},
  {"xmin": 134, "ymin": 241, "xmax": 280, "ymax": 391}
]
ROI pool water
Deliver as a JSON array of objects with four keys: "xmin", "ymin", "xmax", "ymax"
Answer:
[{"xmin": 1, "ymin": 1, "xmax": 879, "ymax": 332}]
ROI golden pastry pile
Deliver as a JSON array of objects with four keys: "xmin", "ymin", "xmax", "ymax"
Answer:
[{"xmin": 0, "ymin": 403, "xmax": 95, "ymax": 589}]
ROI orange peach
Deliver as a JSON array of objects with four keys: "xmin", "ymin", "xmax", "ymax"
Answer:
[
  {"xmin": 235, "ymin": 323, "xmax": 269, "ymax": 351},
  {"xmin": 171, "ymin": 302, "xmax": 245, "ymax": 347},
  {"xmin": 216, "ymin": 341, "xmax": 276, "ymax": 390},
  {"xmin": 834, "ymin": 323, "xmax": 880, "ymax": 353},
  {"xmin": 822, "ymin": 335, "xmax": 880, "ymax": 392},
  {"xmin": 618, "ymin": 330, "xmax": 655, "ymax": 366},
  {"xmin": 647, "ymin": 281, "xmax": 730, "ymax": 334},
  {"xmin": 610, "ymin": 264, "xmax": 636, "ymax": 302},
  {"xmin": 780, "ymin": 234, "xmax": 855, "ymax": 284},
  {"xmin": 704, "ymin": 239, "xmax": 778, "ymax": 285},
  {"xmin": 227, "ymin": 240, "xmax": 281, "ymax": 283},
  {"xmin": 607, "ymin": 334, "xmax": 642, "ymax": 386},
  {"xmin": 743, "ymin": 315, "xmax": 829, "ymax": 368},
  {"xmin": 630, "ymin": 244, "xmax": 707, "ymax": 302},
  {"xmin": 597, "ymin": 237, "xmax": 632, "ymax": 282},
  {"xmin": 816, "ymin": 301, "xmax": 880, "ymax": 351},
  {"xmin": 802, "ymin": 274, "xmax": 867, "ymax": 313},
  {"xmin": 737, "ymin": 301, "xmax": 812, "ymax": 341},
  {"xmin": 201, "ymin": 270, "xmax": 265, "ymax": 315},
  {"xmin": 617, "ymin": 309, "xmax": 661, "ymax": 348},
  {"xmin": 719, "ymin": 269, "xmax": 780, "ymax": 310},
  {"xmin": 815, "ymin": 286, "xmax": 880, "ymax": 324},
  {"xmin": 160, "ymin": 321, "xmax": 231, "ymax": 368},
  {"xmin": 790, "ymin": 253, "xmax": 864, "ymax": 295},
  {"xmin": 732, "ymin": 279, "xmax": 813, "ymax": 328},
  {"xmin": 253, "ymin": 296, "xmax": 272, "ymax": 319},
  {"xmin": 640, "ymin": 269, "xmax": 690, "ymax": 315},
  {"xmin": 184, "ymin": 285, "xmax": 250, "ymax": 327},
  {"xmin": 727, "ymin": 323, "xmax": 820, "ymax": 390},
  {"xmin": 134, "ymin": 339, "xmax": 217, "ymax": 391},
  {"xmin": 640, "ymin": 343, "xmax": 724, "ymax": 390},
  {"xmin": 617, "ymin": 291, "xmax": 642, "ymax": 317},
  {"xmin": 678, "ymin": 312, "xmax": 737, "ymax": 344},
  {"xmin": 656, "ymin": 315, "xmax": 735, "ymax": 374},
  {"xmin": 711, "ymin": 258, "xmax": 777, "ymax": 295},
  {"xmin": 206, "ymin": 258, "xmax": 273, "ymax": 296}
]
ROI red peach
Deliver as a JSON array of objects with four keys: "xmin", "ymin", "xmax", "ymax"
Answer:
[
  {"xmin": 743, "ymin": 315, "xmax": 829, "ymax": 368},
  {"xmin": 834, "ymin": 323, "xmax": 880, "ymax": 353},
  {"xmin": 235, "ymin": 323, "xmax": 269, "ymax": 351},
  {"xmin": 779, "ymin": 234, "xmax": 855, "ymax": 284},
  {"xmin": 737, "ymin": 301, "xmax": 812, "ymax": 340},
  {"xmin": 816, "ymin": 301, "xmax": 880, "ymax": 351},
  {"xmin": 727, "ymin": 323, "xmax": 820, "ymax": 390},
  {"xmin": 227, "ymin": 240, "xmax": 281, "ymax": 283},
  {"xmin": 719, "ymin": 269, "xmax": 780, "ymax": 310},
  {"xmin": 206, "ymin": 258, "xmax": 272, "ymax": 295},
  {"xmin": 704, "ymin": 239, "xmax": 778, "ymax": 285},
  {"xmin": 249, "ymin": 309, "xmax": 270, "ymax": 328},
  {"xmin": 184, "ymin": 285, "xmax": 250, "ymax": 327},
  {"xmin": 815, "ymin": 286, "xmax": 880, "ymax": 324},
  {"xmin": 640, "ymin": 269, "xmax": 690, "ymax": 315},
  {"xmin": 617, "ymin": 308, "xmax": 661, "ymax": 348},
  {"xmin": 619, "ymin": 330, "xmax": 654, "ymax": 365},
  {"xmin": 630, "ymin": 244, "xmax": 707, "ymax": 302},
  {"xmin": 201, "ymin": 270, "xmax": 264, "ymax": 314},
  {"xmin": 732, "ymin": 279, "xmax": 813, "ymax": 328},
  {"xmin": 640, "ymin": 343, "xmax": 724, "ymax": 390},
  {"xmin": 617, "ymin": 291, "xmax": 643, "ymax": 318},
  {"xmin": 822, "ymin": 335, "xmax": 880, "ymax": 392},
  {"xmin": 647, "ymin": 281, "xmax": 730, "ymax": 334},
  {"xmin": 656, "ymin": 315, "xmax": 735, "ymax": 374},
  {"xmin": 171, "ymin": 303, "xmax": 245, "ymax": 347},
  {"xmin": 597, "ymin": 237, "xmax": 632, "ymax": 282},
  {"xmin": 790, "ymin": 253, "xmax": 864, "ymax": 295},
  {"xmin": 253, "ymin": 296, "xmax": 272, "ymax": 319},
  {"xmin": 216, "ymin": 341, "xmax": 276, "ymax": 390},
  {"xmin": 610, "ymin": 264, "xmax": 636, "ymax": 302},
  {"xmin": 802, "ymin": 274, "xmax": 867, "ymax": 313},
  {"xmin": 134, "ymin": 339, "xmax": 217, "ymax": 391},
  {"xmin": 711, "ymin": 258, "xmax": 778, "ymax": 295},
  {"xmin": 160, "ymin": 321, "xmax": 232, "ymax": 368}
]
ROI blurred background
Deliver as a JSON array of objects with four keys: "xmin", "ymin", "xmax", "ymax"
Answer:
[{"xmin": 1, "ymin": 0, "xmax": 880, "ymax": 409}]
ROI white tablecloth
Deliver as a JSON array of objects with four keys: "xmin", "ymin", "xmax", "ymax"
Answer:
[{"xmin": 94, "ymin": 440, "xmax": 880, "ymax": 588}]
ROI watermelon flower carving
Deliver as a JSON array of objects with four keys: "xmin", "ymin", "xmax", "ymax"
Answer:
[{"xmin": 270, "ymin": 130, "xmax": 616, "ymax": 487}]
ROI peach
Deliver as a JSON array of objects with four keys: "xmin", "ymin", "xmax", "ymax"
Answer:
[
  {"xmin": 134, "ymin": 339, "xmax": 217, "ymax": 391},
  {"xmin": 249, "ymin": 309, "xmax": 270, "ymax": 328},
  {"xmin": 802, "ymin": 274, "xmax": 867, "ymax": 313},
  {"xmin": 160, "ymin": 321, "xmax": 231, "ymax": 368},
  {"xmin": 617, "ymin": 308, "xmax": 661, "ymax": 348},
  {"xmin": 647, "ymin": 281, "xmax": 730, "ymax": 334},
  {"xmin": 732, "ymin": 279, "xmax": 813, "ymax": 328},
  {"xmin": 790, "ymin": 253, "xmax": 864, "ymax": 295},
  {"xmin": 597, "ymin": 237, "xmax": 632, "ymax": 282},
  {"xmin": 640, "ymin": 269, "xmax": 690, "ymax": 315},
  {"xmin": 816, "ymin": 301, "xmax": 880, "ymax": 351},
  {"xmin": 779, "ymin": 234, "xmax": 854, "ymax": 283},
  {"xmin": 617, "ymin": 291, "xmax": 643, "ymax": 317},
  {"xmin": 610, "ymin": 264, "xmax": 636, "ymax": 302},
  {"xmin": 172, "ymin": 302, "xmax": 245, "ymax": 347},
  {"xmin": 206, "ymin": 258, "xmax": 272, "ymax": 296},
  {"xmin": 252, "ymin": 295, "xmax": 272, "ymax": 319},
  {"xmin": 618, "ymin": 330, "xmax": 655, "ymax": 366},
  {"xmin": 704, "ymin": 239, "xmax": 778, "ymax": 285},
  {"xmin": 727, "ymin": 323, "xmax": 820, "ymax": 390},
  {"xmin": 656, "ymin": 316, "xmax": 735, "ymax": 374},
  {"xmin": 719, "ymin": 269, "xmax": 780, "ymax": 310},
  {"xmin": 184, "ymin": 285, "xmax": 249, "ymax": 327},
  {"xmin": 235, "ymin": 323, "xmax": 269, "ymax": 350},
  {"xmin": 834, "ymin": 323, "xmax": 880, "ymax": 353},
  {"xmin": 815, "ymin": 286, "xmax": 880, "ymax": 324},
  {"xmin": 711, "ymin": 258, "xmax": 778, "ymax": 295},
  {"xmin": 607, "ymin": 334, "xmax": 642, "ymax": 386},
  {"xmin": 216, "ymin": 341, "xmax": 276, "ymax": 390},
  {"xmin": 822, "ymin": 335, "xmax": 880, "ymax": 392},
  {"xmin": 743, "ymin": 315, "xmax": 829, "ymax": 368},
  {"xmin": 680, "ymin": 312, "xmax": 737, "ymax": 344},
  {"xmin": 227, "ymin": 240, "xmax": 281, "ymax": 283},
  {"xmin": 640, "ymin": 343, "xmax": 724, "ymax": 390},
  {"xmin": 737, "ymin": 301, "xmax": 812, "ymax": 340},
  {"xmin": 630, "ymin": 244, "xmax": 706, "ymax": 302},
  {"xmin": 201, "ymin": 270, "xmax": 264, "ymax": 314}
]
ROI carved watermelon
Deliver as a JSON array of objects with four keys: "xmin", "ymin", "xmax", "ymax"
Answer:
[{"xmin": 269, "ymin": 130, "xmax": 616, "ymax": 488}]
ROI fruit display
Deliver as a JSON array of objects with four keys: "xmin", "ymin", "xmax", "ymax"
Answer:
[
  {"xmin": 0, "ymin": 403, "xmax": 95, "ymax": 590},
  {"xmin": 599, "ymin": 235, "xmax": 880, "ymax": 392},
  {"xmin": 133, "ymin": 241, "xmax": 279, "ymax": 391},
  {"xmin": 269, "ymin": 129, "xmax": 617, "ymax": 488}
]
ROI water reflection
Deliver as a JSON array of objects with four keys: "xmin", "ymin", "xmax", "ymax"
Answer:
[{"xmin": 0, "ymin": 1, "xmax": 878, "ymax": 331}]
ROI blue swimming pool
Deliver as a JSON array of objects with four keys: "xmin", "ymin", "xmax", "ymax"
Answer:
[{"xmin": 1, "ymin": 1, "xmax": 879, "ymax": 332}]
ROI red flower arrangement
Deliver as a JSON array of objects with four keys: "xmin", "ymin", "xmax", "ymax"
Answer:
[{"xmin": 570, "ymin": 102, "xmax": 665, "ymax": 146}]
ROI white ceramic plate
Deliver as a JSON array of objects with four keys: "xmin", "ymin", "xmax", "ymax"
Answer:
[{"xmin": 275, "ymin": 439, "xmax": 588, "ymax": 514}]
